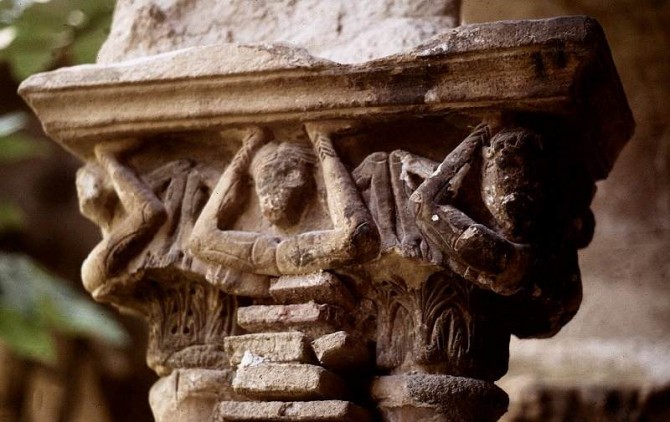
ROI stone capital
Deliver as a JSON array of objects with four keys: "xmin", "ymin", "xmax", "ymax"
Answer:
[{"xmin": 20, "ymin": 11, "xmax": 633, "ymax": 422}]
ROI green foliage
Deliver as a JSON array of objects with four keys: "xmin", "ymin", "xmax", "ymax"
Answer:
[
  {"xmin": 0, "ymin": 202, "xmax": 23, "ymax": 232},
  {"xmin": 0, "ymin": 0, "xmax": 115, "ymax": 79},
  {"xmin": 0, "ymin": 0, "xmax": 116, "ymax": 164},
  {"xmin": 0, "ymin": 253, "xmax": 130, "ymax": 364},
  {"xmin": 0, "ymin": 111, "xmax": 45, "ymax": 233},
  {"xmin": 0, "ymin": 111, "xmax": 47, "ymax": 163},
  {"xmin": 0, "ymin": 1, "xmax": 127, "ymax": 365}
]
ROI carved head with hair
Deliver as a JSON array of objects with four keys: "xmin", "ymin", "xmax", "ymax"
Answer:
[
  {"xmin": 482, "ymin": 128, "xmax": 546, "ymax": 241},
  {"xmin": 250, "ymin": 141, "xmax": 316, "ymax": 228}
]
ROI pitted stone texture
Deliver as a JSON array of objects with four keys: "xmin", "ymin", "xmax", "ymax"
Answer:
[
  {"xmin": 311, "ymin": 331, "xmax": 370, "ymax": 371},
  {"xmin": 237, "ymin": 304, "xmax": 346, "ymax": 338},
  {"xmin": 149, "ymin": 368, "xmax": 240, "ymax": 422},
  {"xmin": 232, "ymin": 363, "xmax": 347, "ymax": 401},
  {"xmin": 98, "ymin": 0, "xmax": 461, "ymax": 64},
  {"xmin": 372, "ymin": 374, "xmax": 508, "ymax": 422},
  {"xmin": 270, "ymin": 273, "xmax": 355, "ymax": 308},
  {"xmin": 212, "ymin": 400, "xmax": 372, "ymax": 422},
  {"xmin": 224, "ymin": 332, "xmax": 313, "ymax": 366}
]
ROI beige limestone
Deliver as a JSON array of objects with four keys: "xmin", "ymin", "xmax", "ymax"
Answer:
[
  {"xmin": 97, "ymin": 0, "xmax": 461, "ymax": 64},
  {"xmin": 311, "ymin": 331, "xmax": 369, "ymax": 371},
  {"xmin": 148, "ymin": 369, "xmax": 238, "ymax": 422},
  {"xmin": 20, "ymin": 17, "xmax": 632, "ymax": 180},
  {"xmin": 224, "ymin": 332, "xmax": 312, "ymax": 366},
  {"xmin": 464, "ymin": 1, "xmax": 670, "ymax": 419},
  {"xmin": 269, "ymin": 273, "xmax": 355, "ymax": 308},
  {"xmin": 18, "ymin": 0, "xmax": 635, "ymax": 419},
  {"xmin": 212, "ymin": 400, "xmax": 371, "ymax": 422},
  {"xmin": 372, "ymin": 374, "xmax": 508, "ymax": 422},
  {"xmin": 236, "ymin": 304, "xmax": 345, "ymax": 338},
  {"xmin": 232, "ymin": 363, "xmax": 347, "ymax": 401}
]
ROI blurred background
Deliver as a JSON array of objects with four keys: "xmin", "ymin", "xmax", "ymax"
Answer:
[
  {"xmin": 0, "ymin": 1, "xmax": 156, "ymax": 421},
  {"xmin": 0, "ymin": 0, "xmax": 667, "ymax": 421}
]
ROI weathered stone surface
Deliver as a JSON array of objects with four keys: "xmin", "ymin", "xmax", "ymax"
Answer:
[
  {"xmin": 224, "ymin": 333, "xmax": 313, "ymax": 366},
  {"xmin": 140, "ymin": 281, "xmax": 240, "ymax": 376},
  {"xmin": 371, "ymin": 374, "xmax": 508, "ymax": 422},
  {"xmin": 464, "ymin": 2, "xmax": 670, "ymax": 421},
  {"xmin": 237, "ymin": 304, "xmax": 346, "ymax": 338},
  {"xmin": 207, "ymin": 268, "xmax": 271, "ymax": 299},
  {"xmin": 19, "ymin": 17, "xmax": 632, "ymax": 179},
  {"xmin": 212, "ymin": 400, "xmax": 372, "ymax": 422},
  {"xmin": 98, "ymin": 0, "xmax": 461, "ymax": 64},
  {"xmin": 19, "ymin": 0, "xmax": 635, "ymax": 419},
  {"xmin": 148, "ymin": 368, "xmax": 240, "ymax": 422},
  {"xmin": 232, "ymin": 363, "xmax": 347, "ymax": 401},
  {"xmin": 311, "ymin": 331, "xmax": 369, "ymax": 370},
  {"xmin": 270, "ymin": 273, "xmax": 355, "ymax": 308}
]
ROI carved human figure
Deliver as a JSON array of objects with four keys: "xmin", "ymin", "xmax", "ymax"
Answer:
[
  {"xmin": 77, "ymin": 139, "xmax": 218, "ymax": 295},
  {"xmin": 189, "ymin": 125, "xmax": 379, "ymax": 276},
  {"xmin": 353, "ymin": 149, "xmax": 440, "ymax": 261},
  {"xmin": 407, "ymin": 123, "xmax": 593, "ymax": 335},
  {"xmin": 409, "ymin": 124, "xmax": 536, "ymax": 295},
  {"xmin": 358, "ymin": 123, "xmax": 594, "ymax": 378},
  {"xmin": 77, "ymin": 139, "xmax": 166, "ymax": 295},
  {"xmin": 351, "ymin": 124, "xmax": 542, "ymax": 290}
]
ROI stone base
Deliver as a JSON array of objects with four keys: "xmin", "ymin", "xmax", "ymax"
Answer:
[
  {"xmin": 149, "ymin": 368, "xmax": 239, "ymax": 422},
  {"xmin": 212, "ymin": 400, "xmax": 371, "ymax": 422},
  {"xmin": 372, "ymin": 374, "xmax": 508, "ymax": 422},
  {"xmin": 232, "ymin": 363, "xmax": 347, "ymax": 401}
]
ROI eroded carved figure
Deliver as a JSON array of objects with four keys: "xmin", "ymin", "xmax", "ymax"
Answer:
[
  {"xmin": 77, "ymin": 139, "xmax": 167, "ymax": 295},
  {"xmin": 74, "ymin": 120, "xmax": 596, "ymax": 420},
  {"xmin": 361, "ymin": 123, "xmax": 594, "ymax": 378},
  {"xmin": 76, "ymin": 138, "xmax": 247, "ymax": 376},
  {"xmin": 77, "ymin": 139, "xmax": 223, "ymax": 295},
  {"xmin": 410, "ymin": 124, "xmax": 538, "ymax": 296},
  {"xmin": 188, "ymin": 125, "xmax": 380, "ymax": 276}
]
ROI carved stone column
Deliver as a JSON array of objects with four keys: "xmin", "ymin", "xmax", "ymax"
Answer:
[{"xmin": 19, "ymin": 3, "xmax": 633, "ymax": 421}]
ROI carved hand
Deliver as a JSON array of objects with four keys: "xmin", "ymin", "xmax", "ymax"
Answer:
[
  {"xmin": 409, "ymin": 123, "xmax": 489, "ymax": 210},
  {"xmin": 304, "ymin": 120, "xmax": 359, "ymax": 143},
  {"xmin": 94, "ymin": 138, "xmax": 144, "ymax": 162},
  {"xmin": 76, "ymin": 163, "xmax": 115, "ymax": 229},
  {"xmin": 453, "ymin": 224, "xmax": 531, "ymax": 295}
]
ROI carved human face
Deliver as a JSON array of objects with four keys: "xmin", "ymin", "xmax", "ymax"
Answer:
[
  {"xmin": 481, "ymin": 129, "xmax": 544, "ymax": 240},
  {"xmin": 253, "ymin": 149, "xmax": 312, "ymax": 229}
]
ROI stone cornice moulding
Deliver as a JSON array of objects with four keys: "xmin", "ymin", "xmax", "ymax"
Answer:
[{"xmin": 19, "ymin": 16, "xmax": 632, "ymax": 179}]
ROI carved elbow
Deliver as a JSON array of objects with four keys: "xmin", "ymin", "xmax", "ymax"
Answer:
[
  {"xmin": 454, "ymin": 225, "xmax": 532, "ymax": 295},
  {"xmin": 348, "ymin": 220, "xmax": 381, "ymax": 262},
  {"xmin": 189, "ymin": 215, "xmax": 218, "ymax": 255},
  {"xmin": 187, "ymin": 220, "xmax": 216, "ymax": 259},
  {"xmin": 138, "ymin": 195, "xmax": 167, "ymax": 228},
  {"xmin": 408, "ymin": 191, "xmax": 437, "ymax": 224},
  {"xmin": 187, "ymin": 233, "xmax": 205, "ymax": 258},
  {"xmin": 276, "ymin": 238, "xmax": 307, "ymax": 274}
]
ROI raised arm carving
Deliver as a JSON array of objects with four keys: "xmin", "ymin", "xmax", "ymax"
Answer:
[
  {"xmin": 80, "ymin": 139, "xmax": 167, "ymax": 294},
  {"xmin": 189, "ymin": 124, "xmax": 380, "ymax": 276},
  {"xmin": 409, "ymin": 124, "xmax": 532, "ymax": 295},
  {"xmin": 188, "ymin": 128, "xmax": 283, "ymax": 275},
  {"xmin": 275, "ymin": 123, "xmax": 380, "ymax": 272}
]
